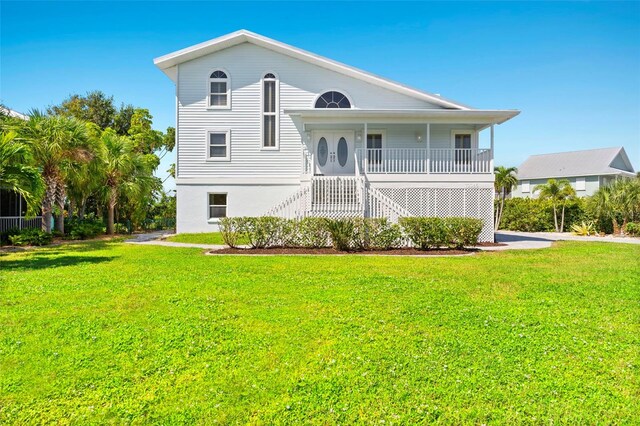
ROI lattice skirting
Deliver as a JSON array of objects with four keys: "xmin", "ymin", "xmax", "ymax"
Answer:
[{"xmin": 377, "ymin": 187, "xmax": 494, "ymax": 242}]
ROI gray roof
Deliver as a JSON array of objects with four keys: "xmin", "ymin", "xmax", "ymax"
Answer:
[{"xmin": 517, "ymin": 147, "xmax": 636, "ymax": 180}]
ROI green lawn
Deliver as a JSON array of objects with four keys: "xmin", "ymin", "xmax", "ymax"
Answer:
[
  {"xmin": 164, "ymin": 232, "xmax": 232, "ymax": 245},
  {"xmin": 1, "ymin": 241, "xmax": 638, "ymax": 423}
]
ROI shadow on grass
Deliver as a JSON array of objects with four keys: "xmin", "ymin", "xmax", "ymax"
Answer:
[{"xmin": 2, "ymin": 254, "xmax": 117, "ymax": 271}]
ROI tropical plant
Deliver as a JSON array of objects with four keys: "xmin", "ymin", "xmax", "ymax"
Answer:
[
  {"xmin": 590, "ymin": 177, "xmax": 640, "ymax": 235},
  {"xmin": 534, "ymin": 179, "xmax": 576, "ymax": 232},
  {"xmin": 98, "ymin": 129, "xmax": 155, "ymax": 234},
  {"xmin": 16, "ymin": 112, "xmax": 92, "ymax": 233},
  {"xmin": 571, "ymin": 221, "xmax": 596, "ymax": 236},
  {"xmin": 0, "ymin": 130, "xmax": 44, "ymax": 214},
  {"xmin": 494, "ymin": 166, "xmax": 518, "ymax": 230}
]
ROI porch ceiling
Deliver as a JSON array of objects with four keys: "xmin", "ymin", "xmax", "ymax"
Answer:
[{"xmin": 284, "ymin": 108, "xmax": 520, "ymax": 125}]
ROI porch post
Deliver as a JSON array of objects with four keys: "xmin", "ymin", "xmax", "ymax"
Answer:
[
  {"xmin": 363, "ymin": 122, "xmax": 368, "ymax": 174},
  {"xmin": 426, "ymin": 123, "xmax": 431, "ymax": 174},
  {"xmin": 490, "ymin": 124, "xmax": 495, "ymax": 172}
]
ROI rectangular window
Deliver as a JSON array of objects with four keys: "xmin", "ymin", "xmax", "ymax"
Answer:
[
  {"xmin": 367, "ymin": 133, "xmax": 383, "ymax": 164},
  {"xmin": 576, "ymin": 177, "xmax": 586, "ymax": 191},
  {"xmin": 454, "ymin": 133, "xmax": 472, "ymax": 163},
  {"xmin": 262, "ymin": 76, "xmax": 278, "ymax": 148},
  {"xmin": 522, "ymin": 181, "xmax": 530, "ymax": 193},
  {"xmin": 207, "ymin": 130, "xmax": 230, "ymax": 161},
  {"xmin": 208, "ymin": 193, "xmax": 227, "ymax": 219}
]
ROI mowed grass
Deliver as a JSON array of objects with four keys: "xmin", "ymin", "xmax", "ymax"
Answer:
[
  {"xmin": 0, "ymin": 241, "xmax": 638, "ymax": 424},
  {"xmin": 164, "ymin": 232, "xmax": 244, "ymax": 245}
]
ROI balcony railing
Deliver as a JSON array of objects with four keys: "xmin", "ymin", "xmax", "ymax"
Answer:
[{"xmin": 356, "ymin": 148, "xmax": 492, "ymax": 174}]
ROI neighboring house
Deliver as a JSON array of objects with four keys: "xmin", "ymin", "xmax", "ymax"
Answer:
[
  {"xmin": 154, "ymin": 30, "xmax": 519, "ymax": 241},
  {"xmin": 512, "ymin": 147, "xmax": 636, "ymax": 198},
  {"xmin": 0, "ymin": 107, "xmax": 42, "ymax": 233}
]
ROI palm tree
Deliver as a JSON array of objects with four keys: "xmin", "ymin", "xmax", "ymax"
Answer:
[
  {"xmin": 99, "ymin": 130, "xmax": 155, "ymax": 234},
  {"xmin": 494, "ymin": 166, "xmax": 518, "ymax": 229},
  {"xmin": 0, "ymin": 130, "xmax": 44, "ymax": 214},
  {"xmin": 17, "ymin": 112, "xmax": 92, "ymax": 233},
  {"xmin": 534, "ymin": 179, "xmax": 576, "ymax": 232}
]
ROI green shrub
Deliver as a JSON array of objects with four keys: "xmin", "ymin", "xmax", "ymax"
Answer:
[
  {"xmin": 444, "ymin": 217, "xmax": 483, "ymax": 249},
  {"xmin": 244, "ymin": 217, "xmax": 282, "ymax": 249},
  {"xmin": 399, "ymin": 217, "xmax": 448, "ymax": 250},
  {"xmin": 500, "ymin": 197, "xmax": 587, "ymax": 232},
  {"xmin": 1, "ymin": 227, "xmax": 21, "ymax": 245},
  {"xmin": 571, "ymin": 221, "xmax": 596, "ymax": 236},
  {"xmin": 8, "ymin": 228, "xmax": 53, "ymax": 246},
  {"xmin": 296, "ymin": 217, "xmax": 330, "ymax": 248},
  {"xmin": 324, "ymin": 218, "xmax": 355, "ymax": 251},
  {"xmin": 626, "ymin": 222, "xmax": 639, "ymax": 236},
  {"xmin": 351, "ymin": 218, "xmax": 402, "ymax": 250},
  {"xmin": 65, "ymin": 218, "xmax": 104, "ymax": 240},
  {"xmin": 219, "ymin": 217, "xmax": 247, "ymax": 248}
]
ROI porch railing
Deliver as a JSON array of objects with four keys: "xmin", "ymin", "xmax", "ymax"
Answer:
[
  {"xmin": 0, "ymin": 216, "xmax": 42, "ymax": 233},
  {"xmin": 356, "ymin": 148, "xmax": 492, "ymax": 174}
]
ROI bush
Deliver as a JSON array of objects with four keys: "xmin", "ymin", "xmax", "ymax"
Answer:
[
  {"xmin": 351, "ymin": 218, "xmax": 402, "ymax": 250},
  {"xmin": 444, "ymin": 217, "xmax": 483, "ymax": 249},
  {"xmin": 295, "ymin": 217, "xmax": 330, "ymax": 248},
  {"xmin": 8, "ymin": 228, "xmax": 53, "ymax": 246},
  {"xmin": 571, "ymin": 221, "xmax": 596, "ymax": 236},
  {"xmin": 500, "ymin": 197, "xmax": 587, "ymax": 232},
  {"xmin": 219, "ymin": 217, "xmax": 247, "ymax": 248},
  {"xmin": 399, "ymin": 217, "xmax": 448, "ymax": 249},
  {"xmin": 65, "ymin": 218, "xmax": 104, "ymax": 240},
  {"xmin": 626, "ymin": 222, "xmax": 639, "ymax": 236},
  {"xmin": 0, "ymin": 227, "xmax": 20, "ymax": 246},
  {"xmin": 244, "ymin": 217, "xmax": 282, "ymax": 249},
  {"xmin": 324, "ymin": 218, "xmax": 355, "ymax": 251}
]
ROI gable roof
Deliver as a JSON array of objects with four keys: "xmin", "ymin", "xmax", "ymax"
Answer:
[
  {"xmin": 0, "ymin": 106, "xmax": 28, "ymax": 120},
  {"xmin": 154, "ymin": 29, "xmax": 469, "ymax": 110},
  {"xmin": 517, "ymin": 147, "xmax": 636, "ymax": 180}
]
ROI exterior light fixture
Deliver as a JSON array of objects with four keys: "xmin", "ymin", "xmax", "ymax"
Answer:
[
  {"xmin": 416, "ymin": 133, "xmax": 423, "ymax": 143},
  {"xmin": 356, "ymin": 131, "xmax": 362, "ymax": 142}
]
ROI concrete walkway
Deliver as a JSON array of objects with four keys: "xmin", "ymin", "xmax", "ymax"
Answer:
[
  {"xmin": 126, "ymin": 232, "xmax": 228, "ymax": 250},
  {"xmin": 497, "ymin": 230, "xmax": 640, "ymax": 245}
]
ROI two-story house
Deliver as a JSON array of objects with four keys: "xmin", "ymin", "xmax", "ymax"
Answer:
[{"xmin": 154, "ymin": 30, "xmax": 519, "ymax": 242}]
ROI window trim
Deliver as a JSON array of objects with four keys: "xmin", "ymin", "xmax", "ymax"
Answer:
[
  {"xmin": 312, "ymin": 89, "xmax": 354, "ymax": 109},
  {"xmin": 206, "ymin": 68, "xmax": 231, "ymax": 110},
  {"xmin": 207, "ymin": 192, "xmax": 228, "ymax": 222},
  {"xmin": 450, "ymin": 129, "xmax": 478, "ymax": 149},
  {"xmin": 260, "ymin": 71, "xmax": 279, "ymax": 150},
  {"xmin": 576, "ymin": 177, "xmax": 586, "ymax": 191},
  {"xmin": 522, "ymin": 180, "xmax": 530, "ymax": 193},
  {"xmin": 205, "ymin": 129, "xmax": 231, "ymax": 162}
]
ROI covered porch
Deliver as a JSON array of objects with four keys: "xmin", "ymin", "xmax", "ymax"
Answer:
[{"xmin": 286, "ymin": 108, "xmax": 518, "ymax": 178}]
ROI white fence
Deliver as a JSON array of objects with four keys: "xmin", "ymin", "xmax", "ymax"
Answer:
[
  {"xmin": 356, "ymin": 148, "xmax": 492, "ymax": 174},
  {"xmin": 0, "ymin": 216, "xmax": 42, "ymax": 233}
]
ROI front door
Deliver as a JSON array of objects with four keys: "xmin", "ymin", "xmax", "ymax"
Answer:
[{"xmin": 314, "ymin": 132, "xmax": 355, "ymax": 176}]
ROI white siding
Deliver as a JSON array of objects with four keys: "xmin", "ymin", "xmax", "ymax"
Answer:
[{"xmin": 177, "ymin": 43, "xmax": 442, "ymax": 180}]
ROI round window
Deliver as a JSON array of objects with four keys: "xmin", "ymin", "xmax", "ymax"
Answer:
[
  {"xmin": 337, "ymin": 137, "xmax": 348, "ymax": 167},
  {"xmin": 317, "ymin": 137, "xmax": 328, "ymax": 167}
]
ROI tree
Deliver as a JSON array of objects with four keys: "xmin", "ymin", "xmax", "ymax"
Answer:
[
  {"xmin": 534, "ymin": 179, "xmax": 576, "ymax": 232},
  {"xmin": 99, "ymin": 129, "xmax": 155, "ymax": 234},
  {"xmin": 0, "ymin": 130, "xmax": 44, "ymax": 214},
  {"xmin": 494, "ymin": 166, "xmax": 518, "ymax": 230},
  {"xmin": 17, "ymin": 112, "xmax": 92, "ymax": 233},
  {"xmin": 48, "ymin": 91, "xmax": 116, "ymax": 130},
  {"xmin": 592, "ymin": 177, "xmax": 640, "ymax": 234}
]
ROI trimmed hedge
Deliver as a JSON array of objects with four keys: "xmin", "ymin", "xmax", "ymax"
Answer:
[{"xmin": 219, "ymin": 216, "xmax": 483, "ymax": 251}]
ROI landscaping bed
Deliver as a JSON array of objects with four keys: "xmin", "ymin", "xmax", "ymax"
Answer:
[{"xmin": 209, "ymin": 247, "xmax": 473, "ymax": 256}]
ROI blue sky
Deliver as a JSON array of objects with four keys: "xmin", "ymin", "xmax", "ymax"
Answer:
[{"xmin": 2, "ymin": 1, "xmax": 639, "ymax": 190}]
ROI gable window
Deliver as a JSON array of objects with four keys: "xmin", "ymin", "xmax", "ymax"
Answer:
[
  {"xmin": 576, "ymin": 177, "xmax": 586, "ymax": 191},
  {"xmin": 315, "ymin": 91, "xmax": 351, "ymax": 108},
  {"xmin": 207, "ymin": 130, "xmax": 230, "ymax": 161},
  {"xmin": 208, "ymin": 193, "xmax": 227, "ymax": 219},
  {"xmin": 209, "ymin": 70, "xmax": 230, "ymax": 108},
  {"xmin": 262, "ymin": 73, "xmax": 278, "ymax": 148}
]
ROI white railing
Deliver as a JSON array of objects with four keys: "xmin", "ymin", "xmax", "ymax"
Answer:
[
  {"xmin": 366, "ymin": 187, "xmax": 412, "ymax": 223},
  {"xmin": 356, "ymin": 148, "xmax": 492, "ymax": 174},
  {"xmin": 310, "ymin": 176, "xmax": 364, "ymax": 217},
  {"xmin": 0, "ymin": 216, "xmax": 42, "ymax": 233},
  {"xmin": 265, "ymin": 185, "xmax": 311, "ymax": 219}
]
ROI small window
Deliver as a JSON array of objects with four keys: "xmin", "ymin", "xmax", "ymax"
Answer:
[
  {"xmin": 315, "ymin": 91, "xmax": 351, "ymax": 108},
  {"xmin": 262, "ymin": 73, "xmax": 278, "ymax": 148},
  {"xmin": 367, "ymin": 133, "xmax": 383, "ymax": 164},
  {"xmin": 209, "ymin": 70, "xmax": 229, "ymax": 108},
  {"xmin": 522, "ymin": 181, "xmax": 530, "ymax": 193},
  {"xmin": 208, "ymin": 193, "xmax": 227, "ymax": 219},
  {"xmin": 576, "ymin": 177, "xmax": 586, "ymax": 191},
  {"xmin": 207, "ymin": 130, "xmax": 230, "ymax": 161}
]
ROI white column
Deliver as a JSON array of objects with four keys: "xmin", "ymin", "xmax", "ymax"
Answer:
[
  {"xmin": 363, "ymin": 122, "xmax": 368, "ymax": 174},
  {"xmin": 490, "ymin": 124, "xmax": 495, "ymax": 172},
  {"xmin": 426, "ymin": 123, "xmax": 431, "ymax": 174}
]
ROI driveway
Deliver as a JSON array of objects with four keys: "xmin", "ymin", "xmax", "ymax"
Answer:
[{"xmin": 496, "ymin": 230, "xmax": 640, "ymax": 245}]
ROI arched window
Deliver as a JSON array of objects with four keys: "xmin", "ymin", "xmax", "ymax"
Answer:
[
  {"xmin": 209, "ymin": 70, "xmax": 229, "ymax": 108},
  {"xmin": 315, "ymin": 91, "xmax": 351, "ymax": 108},
  {"xmin": 262, "ymin": 72, "xmax": 278, "ymax": 148}
]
